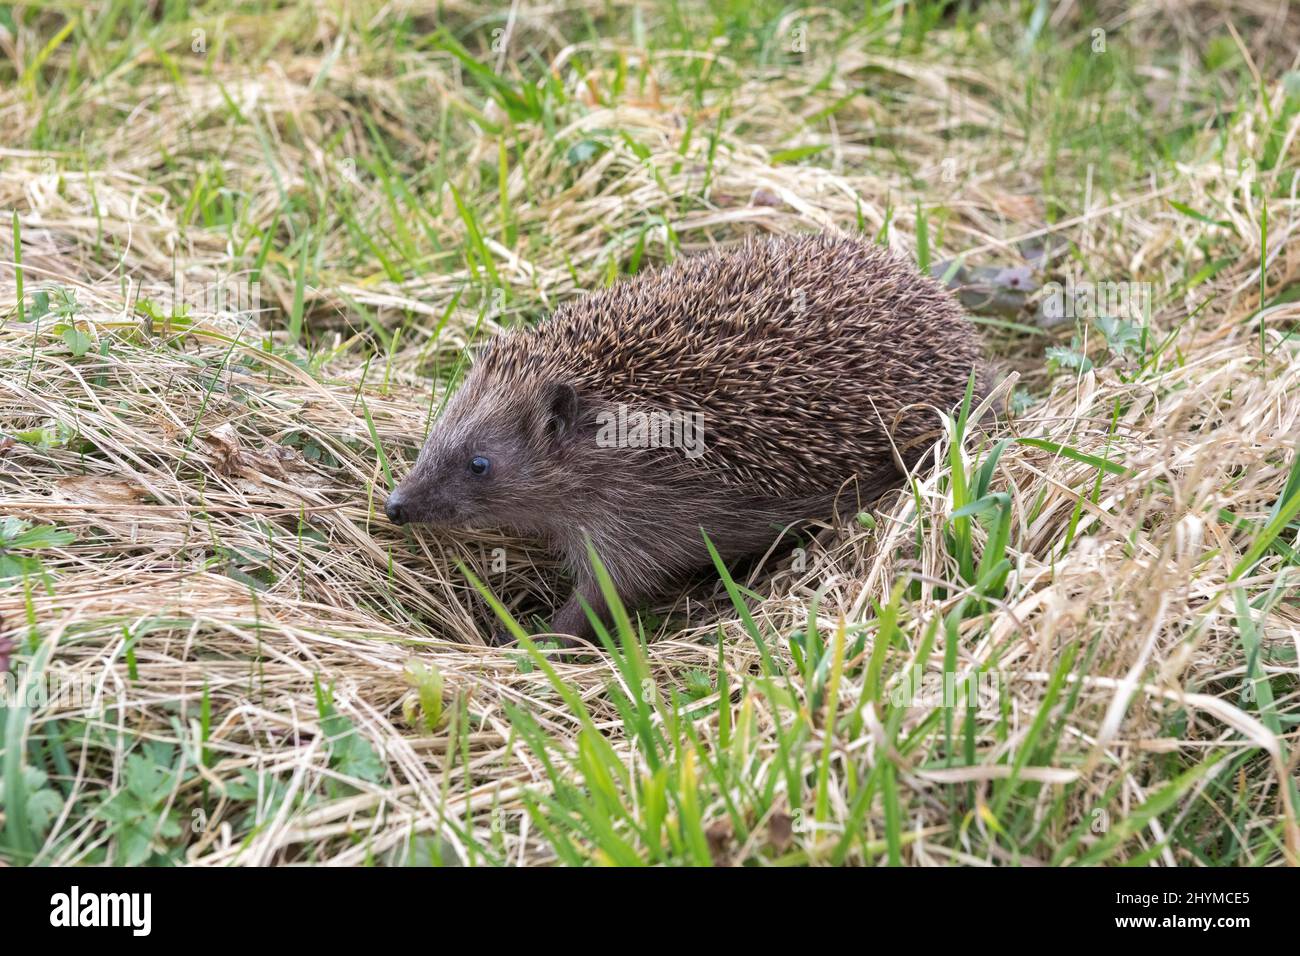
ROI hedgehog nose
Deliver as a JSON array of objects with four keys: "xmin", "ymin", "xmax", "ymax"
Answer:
[{"xmin": 385, "ymin": 490, "xmax": 408, "ymax": 525}]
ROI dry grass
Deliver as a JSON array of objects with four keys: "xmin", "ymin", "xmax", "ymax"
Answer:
[{"xmin": 1, "ymin": 0, "xmax": 1298, "ymax": 866}]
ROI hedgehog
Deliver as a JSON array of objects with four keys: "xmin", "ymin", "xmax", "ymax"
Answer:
[{"xmin": 385, "ymin": 233, "xmax": 986, "ymax": 645}]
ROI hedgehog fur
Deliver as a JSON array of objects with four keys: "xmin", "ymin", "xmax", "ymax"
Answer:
[{"xmin": 386, "ymin": 233, "xmax": 986, "ymax": 644}]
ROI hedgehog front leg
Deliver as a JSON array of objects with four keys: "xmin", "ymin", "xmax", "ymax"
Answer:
[
  {"xmin": 551, "ymin": 581, "xmax": 607, "ymax": 646},
  {"xmin": 551, "ymin": 555, "xmax": 661, "ymax": 647},
  {"xmin": 486, "ymin": 585, "xmax": 608, "ymax": 649}
]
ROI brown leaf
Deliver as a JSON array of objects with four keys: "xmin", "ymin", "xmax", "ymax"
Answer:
[
  {"xmin": 992, "ymin": 192, "xmax": 1041, "ymax": 221},
  {"xmin": 768, "ymin": 810, "xmax": 794, "ymax": 853},
  {"xmin": 52, "ymin": 476, "xmax": 150, "ymax": 506},
  {"xmin": 705, "ymin": 819, "xmax": 734, "ymax": 866},
  {"xmin": 202, "ymin": 423, "xmax": 245, "ymax": 477},
  {"xmin": 201, "ymin": 424, "xmax": 303, "ymax": 482}
]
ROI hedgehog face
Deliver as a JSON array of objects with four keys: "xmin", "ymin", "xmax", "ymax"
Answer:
[{"xmin": 385, "ymin": 378, "xmax": 579, "ymax": 534}]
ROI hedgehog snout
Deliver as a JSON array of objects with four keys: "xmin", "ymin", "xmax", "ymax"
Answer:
[
  {"xmin": 384, "ymin": 489, "xmax": 409, "ymax": 525},
  {"xmin": 385, "ymin": 475, "xmax": 464, "ymax": 526}
]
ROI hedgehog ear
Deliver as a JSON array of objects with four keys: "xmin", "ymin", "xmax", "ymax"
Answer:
[{"xmin": 543, "ymin": 382, "xmax": 579, "ymax": 444}]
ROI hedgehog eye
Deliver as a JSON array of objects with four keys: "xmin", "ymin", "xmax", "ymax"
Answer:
[{"xmin": 469, "ymin": 456, "xmax": 491, "ymax": 477}]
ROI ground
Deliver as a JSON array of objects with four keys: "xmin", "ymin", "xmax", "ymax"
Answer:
[{"xmin": 0, "ymin": 1, "xmax": 1298, "ymax": 866}]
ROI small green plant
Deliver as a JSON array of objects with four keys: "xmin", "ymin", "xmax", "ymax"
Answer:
[
  {"xmin": 10, "ymin": 419, "xmax": 79, "ymax": 451},
  {"xmin": 0, "ymin": 767, "xmax": 63, "ymax": 843},
  {"xmin": 314, "ymin": 677, "xmax": 385, "ymax": 792},
  {"xmin": 1045, "ymin": 337, "xmax": 1093, "ymax": 374},
  {"xmin": 0, "ymin": 517, "xmax": 74, "ymax": 584},
  {"xmin": 403, "ymin": 659, "xmax": 448, "ymax": 732},
  {"xmin": 94, "ymin": 741, "xmax": 191, "ymax": 865}
]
